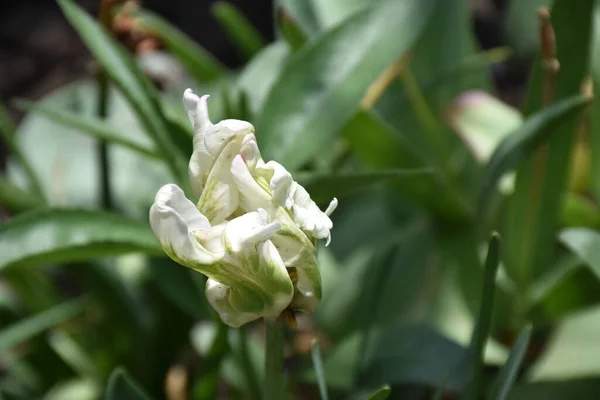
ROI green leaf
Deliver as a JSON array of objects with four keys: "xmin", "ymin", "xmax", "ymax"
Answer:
[
  {"xmin": 0, "ymin": 102, "xmax": 45, "ymax": 199},
  {"xmin": 237, "ymin": 42, "xmax": 290, "ymax": 118},
  {"xmin": 505, "ymin": 0, "xmax": 594, "ymax": 288},
  {"xmin": 211, "ymin": 2, "xmax": 266, "ymax": 59},
  {"xmin": 360, "ymin": 324, "xmax": 467, "ymax": 390},
  {"xmin": 58, "ymin": 0, "xmax": 186, "ymax": 182},
  {"xmin": 559, "ymin": 228, "xmax": 600, "ymax": 281},
  {"xmin": 478, "ymin": 95, "xmax": 591, "ymax": 216},
  {"xmin": 465, "ymin": 233, "xmax": 501, "ymax": 400},
  {"xmin": 105, "ymin": 368, "xmax": 151, "ymax": 400},
  {"xmin": 16, "ymin": 100, "xmax": 161, "ymax": 160},
  {"xmin": 366, "ymin": 386, "xmax": 391, "ymax": 400},
  {"xmin": 256, "ymin": 0, "xmax": 437, "ymax": 169},
  {"xmin": 490, "ymin": 325, "xmax": 532, "ymax": 400},
  {"xmin": 277, "ymin": 0, "xmax": 320, "ymax": 36},
  {"xmin": 311, "ymin": 339, "xmax": 328, "ymax": 400},
  {"xmin": 0, "ymin": 177, "xmax": 44, "ymax": 213},
  {"xmin": 0, "ymin": 298, "xmax": 86, "ymax": 351},
  {"xmin": 589, "ymin": 2, "xmax": 600, "ymax": 202},
  {"xmin": 509, "ymin": 378, "xmax": 600, "ymax": 400},
  {"xmin": 0, "ymin": 208, "xmax": 162, "ymax": 270},
  {"xmin": 135, "ymin": 10, "xmax": 226, "ymax": 83},
  {"xmin": 148, "ymin": 258, "xmax": 208, "ymax": 319},
  {"xmin": 279, "ymin": 9, "xmax": 308, "ymax": 51},
  {"xmin": 295, "ymin": 168, "xmax": 433, "ymax": 204}
]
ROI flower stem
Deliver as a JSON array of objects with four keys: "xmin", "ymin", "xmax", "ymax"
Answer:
[{"xmin": 264, "ymin": 317, "xmax": 285, "ymax": 400}]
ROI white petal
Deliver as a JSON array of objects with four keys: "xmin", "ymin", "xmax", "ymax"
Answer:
[
  {"xmin": 204, "ymin": 120, "xmax": 254, "ymax": 157},
  {"xmin": 183, "ymin": 89, "xmax": 211, "ymax": 135},
  {"xmin": 256, "ymin": 240, "xmax": 295, "ymax": 315},
  {"xmin": 184, "ymin": 89, "xmax": 215, "ymax": 197},
  {"xmin": 231, "ymin": 155, "xmax": 271, "ymax": 212},
  {"xmin": 149, "ymin": 184, "xmax": 222, "ymax": 266},
  {"xmin": 325, "ymin": 198, "xmax": 338, "ymax": 216},
  {"xmin": 264, "ymin": 161, "xmax": 294, "ymax": 209},
  {"xmin": 223, "ymin": 211, "xmax": 280, "ymax": 254},
  {"xmin": 196, "ymin": 138, "xmax": 241, "ymax": 224},
  {"xmin": 205, "ymin": 278, "xmax": 260, "ymax": 328}
]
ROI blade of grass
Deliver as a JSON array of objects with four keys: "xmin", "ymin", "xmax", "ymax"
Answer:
[
  {"xmin": 0, "ymin": 102, "xmax": 45, "ymax": 200},
  {"xmin": 16, "ymin": 100, "xmax": 161, "ymax": 159},
  {"xmin": 211, "ymin": 2, "xmax": 266, "ymax": 59},
  {"xmin": 465, "ymin": 233, "xmax": 501, "ymax": 400},
  {"xmin": 0, "ymin": 177, "xmax": 44, "ymax": 213},
  {"xmin": 105, "ymin": 368, "xmax": 151, "ymax": 400},
  {"xmin": 0, "ymin": 298, "xmax": 86, "ymax": 351},
  {"xmin": 489, "ymin": 325, "xmax": 532, "ymax": 400},
  {"xmin": 366, "ymin": 385, "xmax": 391, "ymax": 400},
  {"xmin": 58, "ymin": 0, "xmax": 187, "ymax": 183},
  {"xmin": 311, "ymin": 338, "xmax": 328, "ymax": 400},
  {"xmin": 478, "ymin": 94, "xmax": 591, "ymax": 217}
]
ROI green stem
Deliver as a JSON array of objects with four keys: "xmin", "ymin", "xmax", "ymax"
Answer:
[
  {"xmin": 264, "ymin": 317, "xmax": 285, "ymax": 400},
  {"xmin": 239, "ymin": 326, "xmax": 262, "ymax": 400},
  {"xmin": 96, "ymin": 71, "xmax": 112, "ymax": 210}
]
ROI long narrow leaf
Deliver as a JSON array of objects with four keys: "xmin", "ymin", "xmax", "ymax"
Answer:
[
  {"xmin": 256, "ymin": 0, "xmax": 437, "ymax": 169},
  {"xmin": 311, "ymin": 339, "xmax": 328, "ymax": 400},
  {"xmin": 16, "ymin": 100, "xmax": 161, "ymax": 160},
  {"xmin": 478, "ymin": 94, "xmax": 591, "ymax": 215},
  {"xmin": 0, "ymin": 298, "xmax": 86, "ymax": 351},
  {"xmin": 490, "ymin": 325, "xmax": 532, "ymax": 400},
  {"xmin": 0, "ymin": 102, "xmax": 45, "ymax": 199},
  {"xmin": 0, "ymin": 208, "xmax": 162, "ymax": 270},
  {"xmin": 366, "ymin": 385, "xmax": 391, "ymax": 400},
  {"xmin": 211, "ymin": 2, "xmax": 266, "ymax": 59},
  {"xmin": 465, "ymin": 233, "xmax": 501, "ymax": 400},
  {"xmin": 58, "ymin": 0, "xmax": 187, "ymax": 182}
]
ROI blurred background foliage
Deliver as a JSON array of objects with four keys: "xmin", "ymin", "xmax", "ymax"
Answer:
[{"xmin": 2, "ymin": 0, "xmax": 600, "ymax": 399}]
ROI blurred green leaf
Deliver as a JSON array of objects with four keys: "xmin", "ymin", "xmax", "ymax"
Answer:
[
  {"xmin": 490, "ymin": 325, "xmax": 532, "ymax": 400},
  {"xmin": 360, "ymin": 324, "xmax": 467, "ymax": 390},
  {"xmin": 342, "ymin": 111, "xmax": 470, "ymax": 220},
  {"xmin": 509, "ymin": 378, "xmax": 600, "ymax": 400},
  {"xmin": 589, "ymin": 1, "xmax": 600, "ymax": 201},
  {"xmin": 105, "ymin": 368, "xmax": 151, "ymax": 400},
  {"xmin": 505, "ymin": 0, "xmax": 594, "ymax": 288},
  {"xmin": 256, "ymin": 0, "xmax": 437, "ymax": 169},
  {"xmin": 465, "ymin": 233, "xmax": 500, "ymax": 400},
  {"xmin": 295, "ymin": 168, "xmax": 433, "ymax": 204},
  {"xmin": 0, "ymin": 208, "xmax": 162, "ymax": 270},
  {"xmin": 237, "ymin": 42, "xmax": 289, "ymax": 118},
  {"xmin": 365, "ymin": 385, "xmax": 391, "ymax": 400},
  {"xmin": 58, "ymin": 0, "xmax": 186, "ymax": 182},
  {"xmin": 277, "ymin": 0, "xmax": 320, "ymax": 36},
  {"xmin": 47, "ymin": 330, "xmax": 99, "ymax": 379},
  {"xmin": 505, "ymin": 0, "xmax": 552, "ymax": 56},
  {"xmin": 279, "ymin": 10, "xmax": 308, "ymax": 52},
  {"xmin": 135, "ymin": 10, "xmax": 226, "ymax": 83},
  {"xmin": 0, "ymin": 298, "xmax": 85, "ymax": 351},
  {"xmin": 16, "ymin": 100, "xmax": 160, "ymax": 160},
  {"xmin": 311, "ymin": 339, "xmax": 328, "ymax": 400},
  {"xmin": 559, "ymin": 228, "xmax": 600, "ymax": 281},
  {"xmin": 478, "ymin": 95, "xmax": 591, "ymax": 216},
  {"xmin": 0, "ymin": 177, "xmax": 43, "ymax": 213},
  {"xmin": 211, "ymin": 2, "xmax": 266, "ymax": 59},
  {"xmin": 448, "ymin": 91, "xmax": 522, "ymax": 163},
  {"xmin": 148, "ymin": 258, "xmax": 208, "ymax": 319},
  {"xmin": 0, "ymin": 102, "xmax": 45, "ymax": 199}
]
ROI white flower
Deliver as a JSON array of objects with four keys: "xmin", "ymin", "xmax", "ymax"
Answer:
[
  {"xmin": 149, "ymin": 89, "xmax": 337, "ymax": 326},
  {"xmin": 150, "ymin": 184, "xmax": 294, "ymax": 327}
]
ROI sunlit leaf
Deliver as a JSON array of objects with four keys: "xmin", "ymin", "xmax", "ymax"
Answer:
[
  {"xmin": 256, "ymin": 0, "xmax": 437, "ymax": 169},
  {"xmin": 0, "ymin": 209, "xmax": 162, "ymax": 270}
]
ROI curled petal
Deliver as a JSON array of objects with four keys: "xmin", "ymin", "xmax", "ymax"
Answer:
[
  {"xmin": 231, "ymin": 155, "xmax": 271, "ymax": 212},
  {"xmin": 196, "ymin": 137, "xmax": 242, "ymax": 224},
  {"xmin": 184, "ymin": 89, "xmax": 214, "ymax": 197},
  {"xmin": 223, "ymin": 209, "xmax": 280, "ymax": 253},
  {"xmin": 205, "ymin": 278, "xmax": 260, "ymax": 328},
  {"xmin": 204, "ymin": 120, "xmax": 255, "ymax": 157},
  {"xmin": 149, "ymin": 184, "xmax": 223, "ymax": 267}
]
